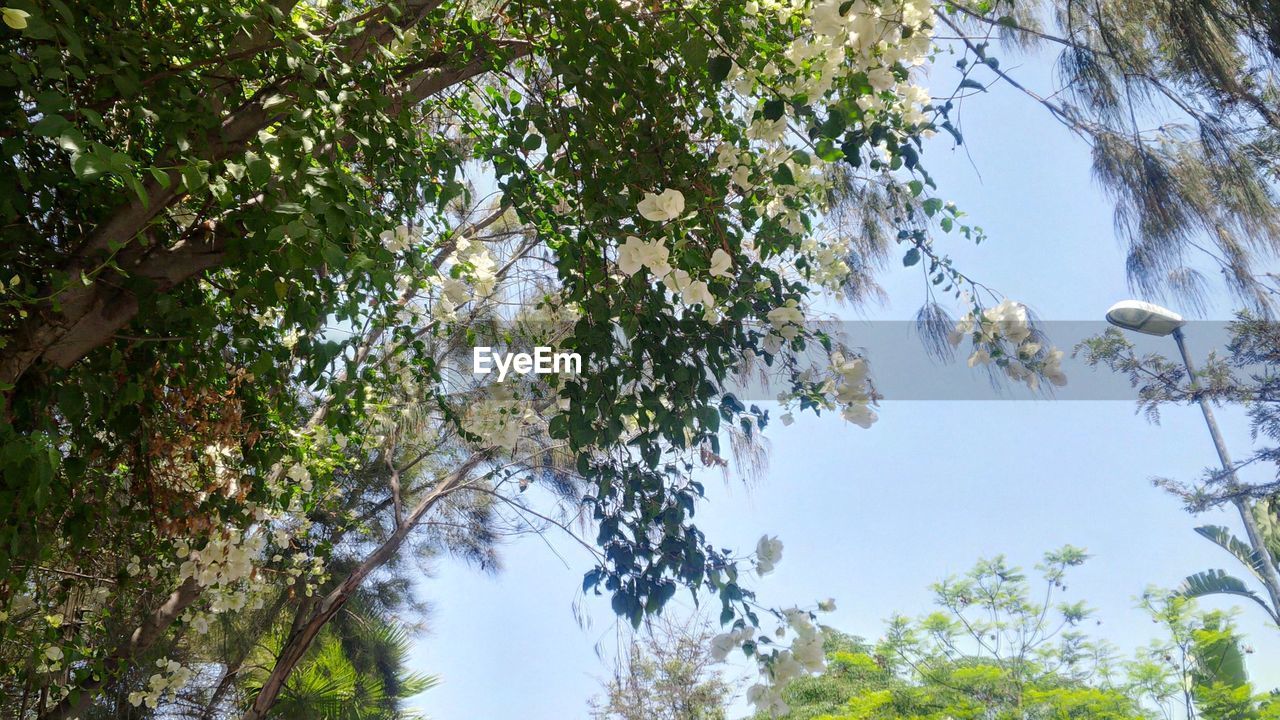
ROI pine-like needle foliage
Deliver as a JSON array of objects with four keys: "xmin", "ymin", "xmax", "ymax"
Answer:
[{"xmin": 944, "ymin": 0, "xmax": 1280, "ymax": 313}]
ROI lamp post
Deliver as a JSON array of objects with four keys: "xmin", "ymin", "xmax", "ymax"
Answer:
[{"xmin": 1105, "ymin": 300, "xmax": 1280, "ymax": 619}]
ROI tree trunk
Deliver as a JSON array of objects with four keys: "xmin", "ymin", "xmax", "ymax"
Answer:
[{"xmin": 240, "ymin": 454, "xmax": 484, "ymax": 720}]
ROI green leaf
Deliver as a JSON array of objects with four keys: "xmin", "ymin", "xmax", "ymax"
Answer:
[
  {"xmin": 707, "ymin": 56, "xmax": 733, "ymax": 83},
  {"xmin": 1195, "ymin": 525, "xmax": 1267, "ymax": 581},
  {"xmin": 180, "ymin": 164, "xmax": 207, "ymax": 192},
  {"xmin": 246, "ymin": 152, "xmax": 272, "ymax": 185},
  {"xmin": 903, "ymin": 247, "xmax": 921, "ymax": 267},
  {"xmin": 1179, "ymin": 569, "xmax": 1275, "ymax": 619},
  {"xmin": 1191, "ymin": 615, "xmax": 1249, "ymax": 689},
  {"xmin": 958, "ymin": 78, "xmax": 987, "ymax": 92},
  {"xmin": 762, "ymin": 99, "xmax": 785, "ymax": 121},
  {"xmin": 71, "ymin": 152, "xmax": 110, "ymax": 180},
  {"xmin": 148, "ymin": 167, "xmax": 171, "ymax": 188}
]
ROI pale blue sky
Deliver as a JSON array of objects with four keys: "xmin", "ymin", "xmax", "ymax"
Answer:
[{"xmin": 406, "ymin": 48, "xmax": 1280, "ymax": 718}]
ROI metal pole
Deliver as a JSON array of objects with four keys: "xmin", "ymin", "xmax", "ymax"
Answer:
[{"xmin": 1172, "ymin": 326, "xmax": 1280, "ymax": 622}]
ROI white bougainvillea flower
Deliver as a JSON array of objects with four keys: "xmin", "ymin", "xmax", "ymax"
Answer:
[
  {"xmin": 866, "ymin": 67, "xmax": 896, "ymax": 92},
  {"xmin": 841, "ymin": 402, "xmax": 877, "ymax": 428},
  {"xmin": 442, "ymin": 277, "xmax": 470, "ymax": 305},
  {"xmin": 636, "ymin": 188, "xmax": 685, "ymax": 222},
  {"xmin": 756, "ymin": 534, "xmax": 783, "ymax": 575},
  {"xmin": 681, "ymin": 279, "xmax": 714, "ymax": 308},
  {"xmin": 637, "ymin": 239, "xmax": 672, "ymax": 278},
  {"xmin": 710, "ymin": 627, "xmax": 751, "ymax": 662},
  {"xmin": 379, "ymin": 225, "xmax": 415, "ymax": 253},
  {"xmin": 831, "ymin": 351, "xmax": 868, "ymax": 384},
  {"xmin": 1043, "ymin": 348, "xmax": 1068, "ymax": 387},
  {"xmin": 709, "ymin": 248, "xmax": 733, "ymax": 278},
  {"xmin": 618, "ymin": 235, "xmax": 646, "ymax": 275},
  {"xmin": 468, "ymin": 249, "xmax": 497, "ymax": 295},
  {"xmin": 767, "ymin": 300, "xmax": 805, "ymax": 339},
  {"xmin": 620, "ymin": 236, "xmax": 673, "ymax": 278},
  {"xmin": 2, "ymin": 7, "xmax": 29, "ymax": 29},
  {"xmin": 286, "ymin": 464, "xmax": 312, "ymax": 492},
  {"xmin": 982, "ymin": 298, "xmax": 1031, "ymax": 342},
  {"xmin": 810, "ymin": 0, "xmax": 848, "ymax": 37}
]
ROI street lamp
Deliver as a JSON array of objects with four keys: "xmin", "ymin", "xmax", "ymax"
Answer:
[
  {"xmin": 1106, "ymin": 299, "xmax": 1280, "ymax": 618},
  {"xmin": 1104, "ymin": 300, "xmax": 1186, "ymax": 337}
]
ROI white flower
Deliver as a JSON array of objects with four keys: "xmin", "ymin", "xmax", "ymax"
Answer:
[
  {"xmin": 949, "ymin": 313, "xmax": 974, "ymax": 346},
  {"xmin": 467, "ymin": 249, "xmax": 498, "ymax": 296},
  {"xmin": 636, "ymin": 188, "xmax": 685, "ymax": 222},
  {"xmin": 1042, "ymin": 348, "xmax": 1068, "ymax": 387},
  {"xmin": 44, "ymin": 646, "xmax": 63, "ymax": 661},
  {"xmin": 983, "ymin": 299, "xmax": 1031, "ymax": 343},
  {"xmin": 442, "ymin": 277, "xmax": 470, "ymax": 305},
  {"xmin": 709, "ymin": 248, "xmax": 733, "ymax": 278},
  {"xmin": 640, "ymin": 241, "xmax": 673, "ymax": 278},
  {"xmin": 792, "ymin": 633, "xmax": 825, "ymax": 670},
  {"xmin": 818, "ymin": 598, "xmax": 836, "ymax": 612},
  {"xmin": 967, "ymin": 348, "xmax": 991, "ymax": 367},
  {"xmin": 756, "ymin": 534, "xmax": 783, "ymax": 575},
  {"xmin": 379, "ymin": 225, "xmax": 415, "ymax": 253},
  {"xmin": 623, "ymin": 236, "xmax": 673, "ymax": 278},
  {"xmin": 2, "ymin": 7, "xmax": 29, "ymax": 29},
  {"xmin": 286, "ymin": 464, "xmax": 312, "ymax": 492},
  {"xmin": 767, "ymin": 300, "xmax": 805, "ymax": 337},
  {"xmin": 780, "ymin": 412, "xmax": 794, "ymax": 426},
  {"xmin": 710, "ymin": 631, "xmax": 742, "ymax": 662},
  {"xmin": 618, "ymin": 235, "xmax": 646, "ymax": 275},
  {"xmin": 841, "ymin": 402, "xmax": 877, "ymax": 428},
  {"xmin": 810, "ymin": 0, "xmax": 848, "ymax": 36},
  {"xmin": 711, "ymin": 622, "xmax": 747, "ymax": 661},
  {"xmin": 681, "ymin": 280, "xmax": 715, "ymax": 308},
  {"xmin": 866, "ymin": 67, "xmax": 896, "ymax": 92},
  {"xmin": 831, "ymin": 352, "xmax": 868, "ymax": 384}
]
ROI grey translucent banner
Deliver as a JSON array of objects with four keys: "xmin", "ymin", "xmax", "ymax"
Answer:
[
  {"xmin": 718, "ymin": 320, "xmax": 1246, "ymax": 401},
  {"xmin": 449, "ymin": 321, "xmax": 1264, "ymax": 401}
]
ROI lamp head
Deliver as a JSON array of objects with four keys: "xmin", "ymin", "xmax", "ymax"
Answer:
[{"xmin": 1105, "ymin": 300, "xmax": 1186, "ymax": 336}]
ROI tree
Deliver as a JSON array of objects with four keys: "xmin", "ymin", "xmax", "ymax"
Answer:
[
  {"xmin": 755, "ymin": 552, "xmax": 1280, "ymax": 720},
  {"xmin": 238, "ymin": 604, "xmax": 436, "ymax": 720},
  {"xmin": 5, "ymin": 1, "xmax": 1054, "ymax": 718},
  {"xmin": 1078, "ymin": 316, "xmax": 1280, "ymax": 627},
  {"xmin": 590, "ymin": 618, "xmax": 731, "ymax": 720},
  {"xmin": 937, "ymin": 0, "xmax": 1280, "ymax": 313}
]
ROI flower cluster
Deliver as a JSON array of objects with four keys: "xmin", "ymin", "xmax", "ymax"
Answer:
[
  {"xmin": 950, "ymin": 299, "xmax": 1068, "ymax": 389},
  {"xmin": 461, "ymin": 387, "xmax": 537, "ymax": 452},
  {"xmin": 127, "ymin": 659, "xmax": 194, "ymax": 710},
  {"xmin": 756, "ymin": 534, "xmax": 784, "ymax": 575},
  {"xmin": 745, "ymin": 607, "xmax": 828, "ymax": 715},
  {"xmin": 711, "ymin": 536, "xmax": 836, "ymax": 716}
]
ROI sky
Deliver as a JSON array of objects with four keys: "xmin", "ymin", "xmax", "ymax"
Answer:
[{"xmin": 403, "ymin": 44, "xmax": 1280, "ymax": 719}]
